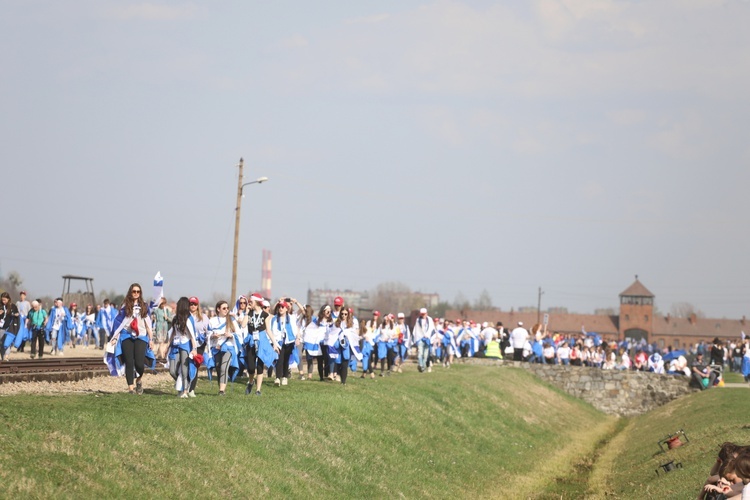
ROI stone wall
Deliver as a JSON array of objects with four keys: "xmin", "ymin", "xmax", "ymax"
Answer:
[{"xmin": 464, "ymin": 358, "xmax": 695, "ymax": 417}]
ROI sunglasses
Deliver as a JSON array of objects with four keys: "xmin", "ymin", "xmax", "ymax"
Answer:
[
  {"xmin": 131, "ymin": 290, "xmax": 141, "ymax": 295},
  {"xmin": 341, "ymin": 312, "xmax": 349, "ymax": 316},
  {"xmin": 239, "ymin": 301, "xmax": 247, "ymax": 305}
]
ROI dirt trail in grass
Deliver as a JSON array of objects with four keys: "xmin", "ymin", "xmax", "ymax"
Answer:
[{"xmin": 527, "ymin": 417, "xmax": 630, "ymax": 499}]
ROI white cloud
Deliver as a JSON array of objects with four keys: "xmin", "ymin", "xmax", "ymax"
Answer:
[
  {"xmin": 106, "ymin": 3, "xmax": 198, "ymax": 21},
  {"xmin": 607, "ymin": 109, "xmax": 648, "ymax": 127},
  {"xmin": 345, "ymin": 14, "xmax": 390, "ymax": 25},
  {"xmin": 281, "ymin": 35, "xmax": 309, "ymax": 49}
]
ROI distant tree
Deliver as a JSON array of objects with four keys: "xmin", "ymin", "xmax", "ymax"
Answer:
[
  {"xmin": 211, "ymin": 292, "xmax": 229, "ymax": 307},
  {"xmin": 453, "ymin": 292, "xmax": 471, "ymax": 313},
  {"xmin": 670, "ymin": 302, "xmax": 705, "ymax": 318},
  {"xmin": 474, "ymin": 289, "xmax": 493, "ymax": 311},
  {"xmin": 432, "ymin": 301, "xmax": 452, "ymax": 318},
  {"xmin": 370, "ymin": 282, "xmax": 424, "ymax": 315},
  {"xmin": 0, "ymin": 270, "xmax": 23, "ymax": 298},
  {"xmin": 7, "ymin": 271, "xmax": 22, "ymax": 289}
]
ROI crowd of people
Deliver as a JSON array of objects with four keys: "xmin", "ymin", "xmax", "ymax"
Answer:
[
  {"xmin": 3, "ymin": 282, "xmax": 750, "ymax": 398},
  {"xmin": 494, "ymin": 320, "xmax": 750, "ymax": 389}
]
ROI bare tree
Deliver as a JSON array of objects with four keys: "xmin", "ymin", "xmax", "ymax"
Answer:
[
  {"xmin": 370, "ymin": 282, "xmax": 425, "ymax": 315},
  {"xmin": 670, "ymin": 302, "xmax": 705, "ymax": 318},
  {"xmin": 474, "ymin": 289, "xmax": 493, "ymax": 311}
]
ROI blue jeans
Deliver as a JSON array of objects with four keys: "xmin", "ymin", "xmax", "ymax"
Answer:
[{"xmin": 417, "ymin": 341, "xmax": 429, "ymax": 370}]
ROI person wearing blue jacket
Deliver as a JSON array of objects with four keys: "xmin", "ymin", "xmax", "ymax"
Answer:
[{"xmin": 45, "ymin": 297, "xmax": 72, "ymax": 356}]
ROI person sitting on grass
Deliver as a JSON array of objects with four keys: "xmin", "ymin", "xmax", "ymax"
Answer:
[{"xmin": 701, "ymin": 445, "xmax": 750, "ymax": 499}]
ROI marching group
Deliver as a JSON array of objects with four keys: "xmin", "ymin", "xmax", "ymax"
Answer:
[{"xmin": 3, "ymin": 284, "xmax": 750, "ymax": 398}]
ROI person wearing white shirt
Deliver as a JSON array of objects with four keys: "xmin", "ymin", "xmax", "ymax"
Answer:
[
  {"xmin": 412, "ymin": 308, "xmax": 435, "ymax": 373},
  {"xmin": 510, "ymin": 322, "xmax": 529, "ymax": 361}
]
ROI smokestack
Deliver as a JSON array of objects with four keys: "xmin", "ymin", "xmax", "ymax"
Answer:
[{"xmin": 261, "ymin": 249, "xmax": 272, "ymax": 299}]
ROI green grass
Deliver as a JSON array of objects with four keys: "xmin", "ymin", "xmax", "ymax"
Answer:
[
  {"xmin": 0, "ymin": 365, "xmax": 616, "ymax": 499},
  {"xmin": 723, "ymin": 371, "xmax": 745, "ymax": 384},
  {"xmin": 590, "ymin": 387, "xmax": 750, "ymax": 499}
]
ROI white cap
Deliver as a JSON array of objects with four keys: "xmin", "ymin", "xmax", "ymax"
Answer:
[
  {"xmin": 262, "ymin": 300, "xmax": 270, "ymax": 307},
  {"xmin": 482, "ymin": 322, "xmax": 488, "ymax": 328},
  {"xmin": 419, "ymin": 308, "xmax": 427, "ymax": 314},
  {"xmin": 518, "ymin": 321, "xmax": 523, "ymax": 326},
  {"xmin": 397, "ymin": 312, "xmax": 405, "ymax": 318}
]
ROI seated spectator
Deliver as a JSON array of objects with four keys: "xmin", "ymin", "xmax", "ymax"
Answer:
[
  {"xmin": 557, "ymin": 341, "xmax": 571, "ymax": 366},
  {"xmin": 701, "ymin": 444, "xmax": 750, "ymax": 499},
  {"xmin": 634, "ymin": 349, "xmax": 648, "ymax": 371},
  {"xmin": 648, "ymin": 352, "xmax": 665, "ymax": 374},
  {"xmin": 690, "ymin": 353, "xmax": 717, "ymax": 390},
  {"xmin": 616, "ymin": 347, "xmax": 631, "ymax": 370},
  {"xmin": 570, "ymin": 343, "xmax": 582, "ymax": 366},
  {"xmin": 542, "ymin": 342, "xmax": 556, "ymax": 365}
]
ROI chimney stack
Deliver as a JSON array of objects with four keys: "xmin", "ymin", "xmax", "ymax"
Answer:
[{"xmin": 689, "ymin": 313, "xmax": 697, "ymax": 325}]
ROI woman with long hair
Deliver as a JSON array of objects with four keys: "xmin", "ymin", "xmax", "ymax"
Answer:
[
  {"xmin": 270, "ymin": 297, "xmax": 304, "ymax": 387},
  {"xmin": 167, "ymin": 297, "xmax": 199, "ymax": 398},
  {"xmin": 300, "ymin": 304, "xmax": 325, "ymax": 381},
  {"xmin": 187, "ymin": 296, "xmax": 208, "ymax": 397},
  {"xmin": 359, "ymin": 317, "xmax": 377, "ymax": 379},
  {"xmin": 69, "ymin": 303, "xmax": 81, "ymax": 349},
  {"xmin": 244, "ymin": 293, "xmax": 279, "ymax": 396},
  {"xmin": 109, "ymin": 283, "xmax": 156, "ymax": 395},
  {"xmin": 317, "ymin": 304, "xmax": 336, "ymax": 380},
  {"xmin": 376, "ymin": 314, "xmax": 395, "ymax": 376},
  {"xmin": 207, "ymin": 301, "xmax": 241, "ymax": 396},
  {"xmin": 0, "ymin": 292, "xmax": 20, "ymax": 361},
  {"xmin": 83, "ymin": 304, "xmax": 98, "ymax": 348},
  {"xmin": 331, "ymin": 307, "xmax": 360, "ymax": 385}
]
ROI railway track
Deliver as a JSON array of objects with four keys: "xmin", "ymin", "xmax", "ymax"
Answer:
[
  {"xmin": 0, "ymin": 356, "xmax": 166, "ymax": 384},
  {"xmin": 0, "ymin": 357, "xmax": 108, "ymax": 375}
]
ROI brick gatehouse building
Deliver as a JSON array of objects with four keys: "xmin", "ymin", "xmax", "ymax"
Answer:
[{"xmin": 445, "ymin": 278, "xmax": 746, "ymax": 350}]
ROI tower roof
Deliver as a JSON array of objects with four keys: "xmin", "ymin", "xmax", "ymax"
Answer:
[{"xmin": 619, "ymin": 277, "xmax": 654, "ymax": 298}]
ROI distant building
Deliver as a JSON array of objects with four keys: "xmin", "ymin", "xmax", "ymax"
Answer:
[
  {"xmin": 446, "ymin": 278, "xmax": 747, "ymax": 350},
  {"xmin": 306, "ymin": 289, "xmax": 370, "ymax": 312}
]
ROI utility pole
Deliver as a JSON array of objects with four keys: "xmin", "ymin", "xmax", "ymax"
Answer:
[
  {"xmin": 231, "ymin": 158, "xmax": 268, "ymax": 301},
  {"xmin": 231, "ymin": 158, "xmax": 244, "ymax": 302},
  {"xmin": 537, "ymin": 286, "xmax": 544, "ymax": 325}
]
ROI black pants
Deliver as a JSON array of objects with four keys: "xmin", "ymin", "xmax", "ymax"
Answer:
[
  {"xmin": 190, "ymin": 344, "xmax": 205, "ymax": 392},
  {"xmin": 121, "ymin": 338, "xmax": 147, "ymax": 386},
  {"xmin": 245, "ymin": 344, "xmax": 257, "ymax": 378},
  {"xmin": 277, "ymin": 343, "xmax": 295, "ymax": 379},
  {"xmin": 337, "ymin": 360, "xmax": 349, "ymax": 384},
  {"xmin": 513, "ymin": 348, "xmax": 524, "ymax": 361},
  {"xmin": 307, "ymin": 356, "xmax": 324, "ymax": 380},
  {"xmin": 321, "ymin": 344, "xmax": 331, "ymax": 377},
  {"xmin": 30, "ymin": 328, "xmax": 45, "ymax": 357}
]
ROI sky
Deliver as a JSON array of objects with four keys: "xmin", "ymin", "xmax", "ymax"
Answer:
[{"xmin": 1, "ymin": 0, "xmax": 749, "ymax": 318}]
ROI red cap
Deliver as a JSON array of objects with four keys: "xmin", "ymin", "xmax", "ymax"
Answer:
[
  {"xmin": 189, "ymin": 297, "xmax": 199, "ymax": 304},
  {"xmin": 20, "ymin": 291, "xmax": 26, "ymax": 295},
  {"xmin": 250, "ymin": 293, "xmax": 264, "ymax": 302},
  {"xmin": 70, "ymin": 302, "xmax": 77, "ymax": 308},
  {"xmin": 333, "ymin": 296, "xmax": 344, "ymax": 306},
  {"xmin": 277, "ymin": 300, "xmax": 290, "ymax": 309},
  {"xmin": 373, "ymin": 310, "xmax": 380, "ymax": 317}
]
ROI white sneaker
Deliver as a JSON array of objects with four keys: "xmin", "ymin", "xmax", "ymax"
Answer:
[
  {"xmin": 188, "ymin": 391, "xmax": 197, "ymax": 398},
  {"xmin": 281, "ymin": 377, "xmax": 288, "ymax": 386},
  {"xmin": 274, "ymin": 378, "xmax": 281, "ymax": 387},
  {"xmin": 427, "ymin": 366, "xmax": 432, "ymax": 373}
]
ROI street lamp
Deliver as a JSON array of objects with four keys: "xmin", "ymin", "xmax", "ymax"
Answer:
[{"xmin": 231, "ymin": 157, "xmax": 269, "ymax": 300}]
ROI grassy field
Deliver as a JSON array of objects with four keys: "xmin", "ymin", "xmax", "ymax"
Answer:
[
  {"xmin": 0, "ymin": 365, "xmax": 616, "ymax": 499},
  {"xmin": 3, "ymin": 365, "xmax": 747, "ymax": 499},
  {"xmin": 589, "ymin": 386, "xmax": 750, "ymax": 499}
]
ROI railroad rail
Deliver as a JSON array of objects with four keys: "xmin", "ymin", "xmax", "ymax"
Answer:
[
  {"xmin": 0, "ymin": 357, "xmax": 107, "ymax": 375},
  {"xmin": 0, "ymin": 357, "xmax": 165, "ymax": 385}
]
